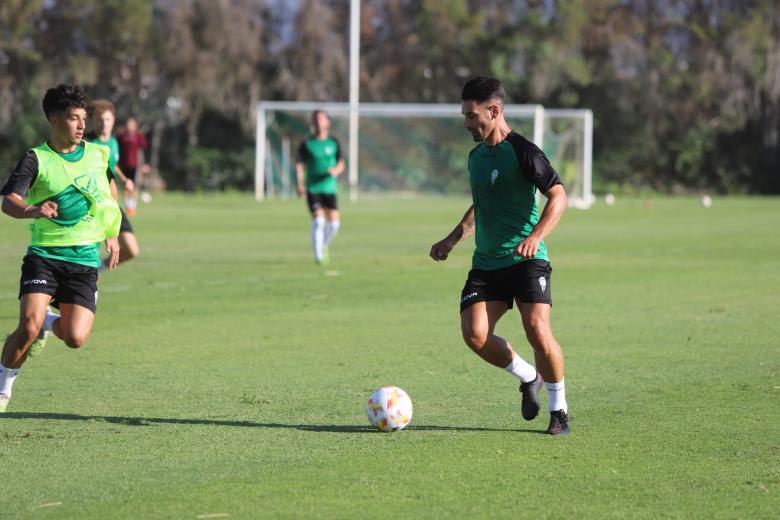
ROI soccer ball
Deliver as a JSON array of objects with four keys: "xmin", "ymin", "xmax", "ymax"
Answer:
[
  {"xmin": 701, "ymin": 194, "xmax": 712, "ymax": 208},
  {"xmin": 365, "ymin": 386, "xmax": 413, "ymax": 432}
]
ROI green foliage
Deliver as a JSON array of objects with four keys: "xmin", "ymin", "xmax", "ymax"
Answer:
[
  {"xmin": 182, "ymin": 146, "xmax": 254, "ymax": 191},
  {"xmin": 1, "ymin": 1, "xmax": 779, "ymax": 193}
]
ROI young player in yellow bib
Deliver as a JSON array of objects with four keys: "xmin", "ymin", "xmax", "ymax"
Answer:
[
  {"xmin": 0, "ymin": 85, "xmax": 121, "ymax": 412},
  {"xmin": 295, "ymin": 110, "xmax": 345, "ymax": 265},
  {"xmin": 430, "ymin": 77, "xmax": 571, "ymax": 435}
]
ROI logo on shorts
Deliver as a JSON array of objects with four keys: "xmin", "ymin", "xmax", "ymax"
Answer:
[
  {"xmin": 461, "ymin": 291, "xmax": 478, "ymax": 304},
  {"xmin": 490, "ymin": 169, "xmax": 499, "ymax": 185},
  {"xmin": 22, "ymin": 279, "xmax": 47, "ymax": 286},
  {"xmin": 538, "ymin": 277, "xmax": 547, "ymax": 293}
]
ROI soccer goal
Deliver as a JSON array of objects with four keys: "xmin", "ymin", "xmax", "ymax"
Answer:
[{"xmin": 254, "ymin": 101, "xmax": 593, "ymax": 207}]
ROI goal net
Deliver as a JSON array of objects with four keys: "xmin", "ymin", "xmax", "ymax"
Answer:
[{"xmin": 255, "ymin": 102, "xmax": 593, "ymax": 207}]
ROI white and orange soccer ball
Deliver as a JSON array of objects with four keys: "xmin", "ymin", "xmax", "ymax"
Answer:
[{"xmin": 365, "ymin": 386, "xmax": 413, "ymax": 432}]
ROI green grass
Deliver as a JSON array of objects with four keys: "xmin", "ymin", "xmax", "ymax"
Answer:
[{"xmin": 0, "ymin": 193, "xmax": 778, "ymax": 519}]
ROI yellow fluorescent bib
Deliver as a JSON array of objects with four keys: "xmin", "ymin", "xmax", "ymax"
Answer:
[{"xmin": 27, "ymin": 141, "xmax": 121, "ymax": 246}]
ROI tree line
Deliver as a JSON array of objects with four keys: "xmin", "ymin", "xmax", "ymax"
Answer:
[{"xmin": 1, "ymin": 0, "xmax": 778, "ymax": 194}]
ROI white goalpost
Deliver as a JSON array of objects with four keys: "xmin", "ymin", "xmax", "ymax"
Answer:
[{"xmin": 254, "ymin": 101, "xmax": 593, "ymax": 207}]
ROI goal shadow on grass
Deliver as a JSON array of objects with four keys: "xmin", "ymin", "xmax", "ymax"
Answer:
[{"xmin": 1, "ymin": 412, "xmax": 546, "ymax": 434}]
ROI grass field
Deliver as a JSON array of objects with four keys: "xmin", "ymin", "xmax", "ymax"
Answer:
[{"xmin": 0, "ymin": 193, "xmax": 778, "ymax": 519}]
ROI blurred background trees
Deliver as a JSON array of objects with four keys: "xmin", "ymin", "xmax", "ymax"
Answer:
[{"xmin": 0, "ymin": 0, "xmax": 778, "ymax": 193}]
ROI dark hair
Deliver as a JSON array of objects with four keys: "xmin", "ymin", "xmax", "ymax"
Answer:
[
  {"xmin": 42, "ymin": 84, "xmax": 90, "ymax": 118},
  {"xmin": 91, "ymin": 99, "xmax": 115, "ymax": 117},
  {"xmin": 311, "ymin": 110, "xmax": 326, "ymax": 122},
  {"xmin": 461, "ymin": 76, "xmax": 505, "ymax": 104}
]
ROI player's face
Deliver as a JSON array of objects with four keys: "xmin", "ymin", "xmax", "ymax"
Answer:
[
  {"xmin": 315, "ymin": 112, "xmax": 330, "ymax": 133},
  {"xmin": 462, "ymin": 100, "xmax": 497, "ymax": 142},
  {"xmin": 95, "ymin": 110, "xmax": 115, "ymax": 136},
  {"xmin": 126, "ymin": 117, "xmax": 137, "ymax": 132},
  {"xmin": 51, "ymin": 106, "xmax": 87, "ymax": 146}
]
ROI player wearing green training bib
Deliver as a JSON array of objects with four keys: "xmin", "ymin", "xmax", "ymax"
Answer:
[
  {"xmin": 0, "ymin": 85, "xmax": 121, "ymax": 413},
  {"xmin": 295, "ymin": 110, "xmax": 345, "ymax": 265},
  {"xmin": 430, "ymin": 76, "xmax": 571, "ymax": 435},
  {"xmin": 87, "ymin": 98, "xmax": 139, "ymax": 271}
]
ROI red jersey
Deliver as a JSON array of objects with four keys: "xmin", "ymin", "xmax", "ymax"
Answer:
[{"xmin": 117, "ymin": 131, "xmax": 148, "ymax": 170}]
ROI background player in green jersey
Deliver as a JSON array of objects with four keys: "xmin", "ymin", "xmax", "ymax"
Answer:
[
  {"xmin": 0, "ymin": 85, "xmax": 121, "ymax": 412},
  {"xmin": 430, "ymin": 76, "xmax": 571, "ymax": 435},
  {"xmin": 87, "ymin": 99, "xmax": 140, "ymax": 271},
  {"xmin": 295, "ymin": 110, "xmax": 345, "ymax": 265}
]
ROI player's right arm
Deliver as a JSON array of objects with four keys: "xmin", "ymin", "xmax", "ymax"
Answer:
[
  {"xmin": 295, "ymin": 141, "xmax": 308, "ymax": 196},
  {"xmin": 294, "ymin": 162, "xmax": 306, "ymax": 196},
  {"xmin": 0, "ymin": 152, "xmax": 58, "ymax": 219},
  {"xmin": 430, "ymin": 205, "xmax": 475, "ymax": 261}
]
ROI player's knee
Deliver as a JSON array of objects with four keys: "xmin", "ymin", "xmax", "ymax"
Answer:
[
  {"xmin": 462, "ymin": 329, "xmax": 488, "ymax": 351},
  {"xmin": 63, "ymin": 333, "xmax": 88, "ymax": 349},
  {"xmin": 524, "ymin": 319, "xmax": 552, "ymax": 347},
  {"xmin": 19, "ymin": 320, "xmax": 43, "ymax": 344}
]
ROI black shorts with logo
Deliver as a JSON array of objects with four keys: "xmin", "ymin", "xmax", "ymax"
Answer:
[
  {"xmin": 18, "ymin": 255, "xmax": 99, "ymax": 313},
  {"xmin": 119, "ymin": 207, "xmax": 134, "ymax": 233},
  {"xmin": 460, "ymin": 259, "xmax": 552, "ymax": 313},
  {"xmin": 306, "ymin": 192, "xmax": 338, "ymax": 213}
]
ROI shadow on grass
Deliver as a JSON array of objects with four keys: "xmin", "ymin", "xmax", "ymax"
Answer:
[{"xmin": 1, "ymin": 412, "xmax": 546, "ymax": 434}]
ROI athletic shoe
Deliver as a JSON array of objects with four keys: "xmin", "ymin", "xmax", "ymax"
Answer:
[
  {"xmin": 0, "ymin": 394, "xmax": 9, "ymax": 413},
  {"xmin": 315, "ymin": 250, "xmax": 330, "ymax": 266},
  {"xmin": 519, "ymin": 372, "xmax": 542, "ymax": 421},
  {"xmin": 546, "ymin": 409, "xmax": 570, "ymax": 435},
  {"xmin": 126, "ymin": 207, "xmax": 137, "ymax": 217}
]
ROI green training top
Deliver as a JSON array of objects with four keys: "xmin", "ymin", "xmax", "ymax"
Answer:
[
  {"xmin": 87, "ymin": 134, "xmax": 120, "ymax": 175},
  {"xmin": 26, "ymin": 142, "xmax": 116, "ymax": 268},
  {"xmin": 298, "ymin": 136, "xmax": 342, "ymax": 194},
  {"xmin": 468, "ymin": 131, "xmax": 562, "ymax": 270}
]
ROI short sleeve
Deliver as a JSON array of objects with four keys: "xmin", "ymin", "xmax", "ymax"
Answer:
[
  {"xmin": 331, "ymin": 138, "xmax": 342, "ymax": 161},
  {"xmin": 297, "ymin": 141, "xmax": 310, "ymax": 163},
  {"xmin": 507, "ymin": 132, "xmax": 562, "ymax": 194},
  {"xmin": 0, "ymin": 151, "xmax": 39, "ymax": 197}
]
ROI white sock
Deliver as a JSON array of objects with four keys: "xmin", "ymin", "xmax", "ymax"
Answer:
[
  {"xmin": 43, "ymin": 308, "xmax": 59, "ymax": 332},
  {"xmin": 504, "ymin": 353, "xmax": 537, "ymax": 383},
  {"xmin": 311, "ymin": 216, "xmax": 325, "ymax": 260},
  {"xmin": 323, "ymin": 220, "xmax": 340, "ymax": 246},
  {"xmin": 545, "ymin": 379, "xmax": 567, "ymax": 413},
  {"xmin": 0, "ymin": 364, "xmax": 20, "ymax": 396},
  {"xmin": 125, "ymin": 194, "xmax": 137, "ymax": 210}
]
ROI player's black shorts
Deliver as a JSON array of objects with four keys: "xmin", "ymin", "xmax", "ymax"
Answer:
[
  {"xmin": 460, "ymin": 259, "xmax": 552, "ymax": 313},
  {"xmin": 306, "ymin": 192, "xmax": 338, "ymax": 213},
  {"xmin": 119, "ymin": 207, "xmax": 134, "ymax": 233},
  {"xmin": 124, "ymin": 165, "xmax": 138, "ymax": 181},
  {"xmin": 18, "ymin": 255, "xmax": 98, "ymax": 313}
]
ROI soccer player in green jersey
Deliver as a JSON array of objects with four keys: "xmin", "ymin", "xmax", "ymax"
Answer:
[
  {"xmin": 87, "ymin": 99, "xmax": 140, "ymax": 271},
  {"xmin": 0, "ymin": 85, "xmax": 122, "ymax": 412},
  {"xmin": 295, "ymin": 110, "xmax": 345, "ymax": 265},
  {"xmin": 430, "ymin": 76, "xmax": 571, "ymax": 435}
]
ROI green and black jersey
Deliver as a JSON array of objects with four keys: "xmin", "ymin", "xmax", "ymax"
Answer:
[
  {"xmin": 468, "ymin": 131, "xmax": 562, "ymax": 270},
  {"xmin": 297, "ymin": 136, "xmax": 342, "ymax": 195}
]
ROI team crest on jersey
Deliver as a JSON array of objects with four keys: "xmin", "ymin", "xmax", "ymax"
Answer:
[
  {"xmin": 325, "ymin": 146, "xmax": 333, "ymax": 154},
  {"xmin": 490, "ymin": 169, "xmax": 499, "ymax": 185}
]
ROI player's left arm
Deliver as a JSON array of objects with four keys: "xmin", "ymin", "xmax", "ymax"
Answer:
[
  {"xmin": 328, "ymin": 158, "xmax": 345, "ymax": 177},
  {"xmin": 515, "ymin": 184, "xmax": 567, "ymax": 260},
  {"xmin": 108, "ymin": 170, "xmax": 120, "ymax": 201},
  {"xmin": 511, "ymin": 136, "xmax": 568, "ymax": 260},
  {"xmin": 328, "ymin": 139, "xmax": 345, "ymax": 177}
]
